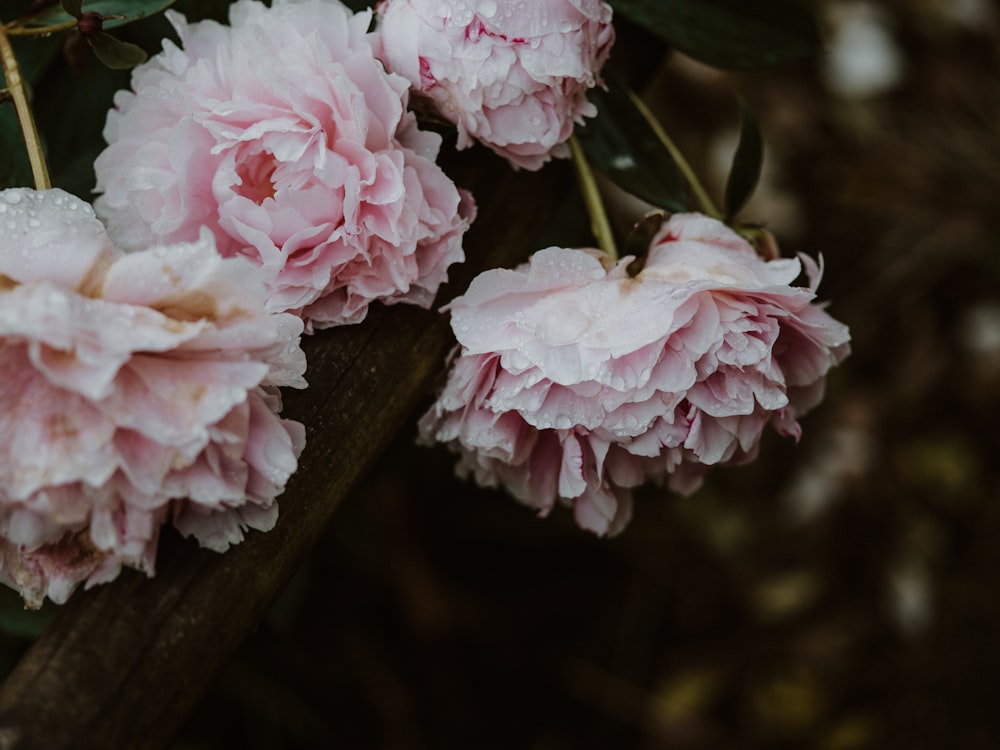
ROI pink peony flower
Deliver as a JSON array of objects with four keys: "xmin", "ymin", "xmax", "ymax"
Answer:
[
  {"xmin": 375, "ymin": 0, "xmax": 615, "ymax": 170},
  {"xmin": 94, "ymin": 0, "xmax": 475, "ymax": 331},
  {"xmin": 0, "ymin": 187, "xmax": 307, "ymax": 607},
  {"xmin": 419, "ymin": 213, "xmax": 851, "ymax": 536}
]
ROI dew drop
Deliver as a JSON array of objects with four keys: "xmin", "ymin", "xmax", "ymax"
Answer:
[
  {"xmin": 27, "ymin": 218, "xmax": 41, "ymax": 229},
  {"xmin": 2, "ymin": 191, "xmax": 23, "ymax": 205}
]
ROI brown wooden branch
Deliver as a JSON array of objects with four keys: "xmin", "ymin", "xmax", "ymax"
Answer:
[{"xmin": 0, "ymin": 156, "xmax": 571, "ymax": 750}]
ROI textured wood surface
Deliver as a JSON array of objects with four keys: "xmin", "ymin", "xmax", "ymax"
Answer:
[{"xmin": 0, "ymin": 156, "xmax": 570, "ymax": 750}]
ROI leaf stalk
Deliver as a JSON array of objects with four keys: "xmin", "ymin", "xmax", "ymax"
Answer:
[
  {"xmin": 626, "ymin": 89, "xmax": 721, "ymax": 220},
  {"xmin": 569, "ymin": 133, "xmax": 618, "ymax": 260},
  {"xmin": 0, "ymin": 21, "xmax": 50, "ymax": 189}
]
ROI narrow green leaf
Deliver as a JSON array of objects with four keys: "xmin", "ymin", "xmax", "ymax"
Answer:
[
  {"xmin": 60, "ymin": 0, "xmax": 83, "ymax": 18},
  {"xmin": 87, "ymin": 31, "xmax": 147, "ymax": 69},
  {"xmin": 22, "ymin": 0, "xmax": 177, "ymax": 31},
  {"xmin": 724, "ymin": 97, "xmax": 763, "ymax": 219},
  {"xmin": 575, "ymin": 71, "xmax": 686, "ymax": 212},
  {"xmin": 609, "ymin": 0, "xmax": 820, "ymax": 70}
]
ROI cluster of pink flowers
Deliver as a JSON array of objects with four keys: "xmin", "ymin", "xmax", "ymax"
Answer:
[
  {"xmin": 95, "ymin": 0, "xmax": 475, "ymax": 330},
  {"xmin": 375, "ymin": 0, "xmax": 614, "ymax": 170},
  {"xmin": 0, "ymin": 0, "xmax": 851, "ymax": 604},
  {"xmin": 0, "ymin": 187, "xmax": 307, "ymax": 607},
  {"xmin": 419, "ymin": 214, "xmax": 851, "ymax": 535}
]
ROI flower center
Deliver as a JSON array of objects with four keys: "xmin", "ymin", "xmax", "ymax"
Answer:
[{"xmin": 233, "ymin": 149, "xmax": 278, "ymax": 204}]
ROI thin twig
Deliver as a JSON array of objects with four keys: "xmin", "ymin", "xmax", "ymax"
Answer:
[
  {"xmin": 4, "ymin": 20, "xmax": 78, "ymax": 36},
  {"xmin": 0, "ymin": 21, "xmax": 50, "ymax": 189},
  {"xmin": 569, "ymin": 133, "xmax": 618, "ymax": 259}
]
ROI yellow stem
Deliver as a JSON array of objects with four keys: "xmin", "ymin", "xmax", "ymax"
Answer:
[
  {"xmin": 0, "ymin": 23, "xmax": 50, "ymax": 189},
  {"xmin": 569, "ymin": 134, "xmax": 618, "ymax": 260},
  {"xmin": 626, "ymin": 89, "xmax": 722, "ymax": 220},
  {"xmin": 4, "ymin": 19, "xmax": 79, "ymax": 36}
]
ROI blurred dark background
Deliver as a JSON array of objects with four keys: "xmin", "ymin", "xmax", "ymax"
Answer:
[{"xmin": 3, "ymin": 1, "xmax": 1000, "ymax": 748}]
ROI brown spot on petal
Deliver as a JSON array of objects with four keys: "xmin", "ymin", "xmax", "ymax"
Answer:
[
  {"xmin": 162, "ymin": 265, "xmax": 182, "ymax": 286},
  {"xmin": 10, "ymin": 530, "xmax": 108, "ymax": 609},
  {"xmin": 47, "ymin": 412, "xmax": 80, "ymax": 441},
  {"xmin": 76, "ymin": 250, "xmax": 116, "ymax": 299},
  {"xmin": 0, "ymin": 274, "xmax": 18, "ymax": 291},
  {"xmin": 152, "ymin": 290, "xmax": 219, "ymax": 322},
  {"xmin": 187, "ymin": 384, "xmax": 207, "ymax": 404},
  {"xmin": 42, "ymin": 530, "xmax": 107, "ymax": 577},
  {"xmin": 617, "ymin": 275, "xmax": 645, "ymax": 296}
]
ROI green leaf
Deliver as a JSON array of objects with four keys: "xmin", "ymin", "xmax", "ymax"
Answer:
[
  {"xmin": 87, "ymin": 30, "xmax": 147, "ymax": 68},
  {"xmin": 724, "ymin": 97, "xmax": 763, "ymax": 219},
  {"xmin": 608, "ymin": 0, "xmax": 820, "ymax": 70},
  {"xmin": 575, "ymin": 71, "xmax": 686, "ymax": 212},
  {"xmin": 21, "ymin": 0, "xmax": 177, "ymax": 31},
  {"xmin": 60, "ymin": 0, "xmax": 83, "ymax": 18}
]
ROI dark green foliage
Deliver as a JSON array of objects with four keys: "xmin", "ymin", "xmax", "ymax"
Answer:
[
  {"xmin": 19, "ymin": 0, "xmax": 178, "ymax": 31},
  {"xmin": 609, "ymin": 0, "xmax": 820, "ymax": 70},
  {"xmin": 576, "ymin": 70, "xmax": 687, "ymax": 212},
  {"xmin": 87, "ymin": 30, "xmax": 147, "ymax": 68},
  {"xmin": 724, "ymin": 96, "xmax": 763, "ymax": 218}
]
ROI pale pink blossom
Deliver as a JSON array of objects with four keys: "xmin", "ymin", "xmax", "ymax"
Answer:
[
  {"xmin": 94, "ymin": 0, "xmax": 474, "ymax": 331},
  {"xmin": 0, "ymin": 187, "xmax": 307, "ymax": 607},
  {"xmin": 419, "ymin": 213, "xmax": 851, "ymax": 536},
  {"xmin": 375, "ymin": 0, "xmax": 614, "ymax": 170}
]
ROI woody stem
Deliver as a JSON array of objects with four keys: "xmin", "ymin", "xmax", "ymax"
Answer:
[{"xmin": 0, "ymin": 22, "xmax": 50, "ymax": 190}]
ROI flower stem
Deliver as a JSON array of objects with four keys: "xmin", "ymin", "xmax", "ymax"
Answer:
[
  {"xmin": 0, "ymin": 22, "xmax": 50, "ymax": 190},
  {"xmin": 627, "ymin": 89, "xmax": 722, "ymax": 220},
  {"xmin": 4, "ymin": 20, "xmax": 78, "ymax": 37},
  {"xmin": 569, "ymin": 133, "xmax": 618, "ymax": 260}
]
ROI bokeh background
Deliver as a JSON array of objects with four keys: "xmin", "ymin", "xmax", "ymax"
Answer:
[{"xmin": 2, "ymin": 0, "xmax": 1000, "ymax": 748}]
